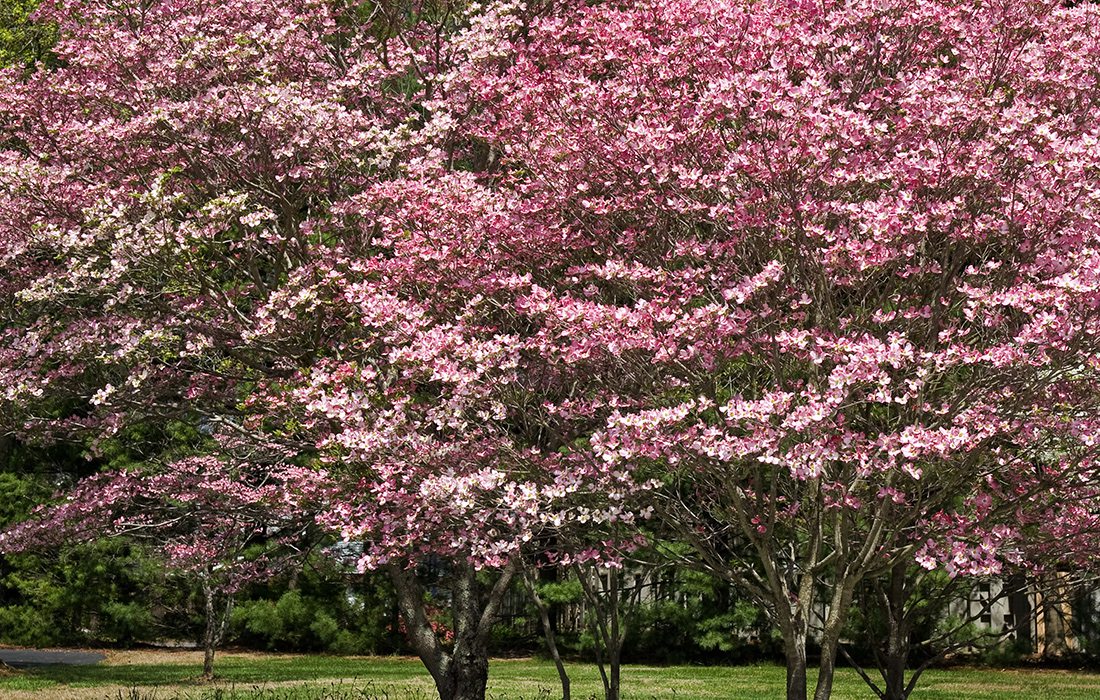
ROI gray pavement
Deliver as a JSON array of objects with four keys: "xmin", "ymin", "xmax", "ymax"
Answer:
[{"xmin": 0, "ymin": 648, "xmax": 106, "ymax": 667}]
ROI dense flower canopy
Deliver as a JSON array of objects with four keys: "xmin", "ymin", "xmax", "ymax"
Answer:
[
  {"xmin": 2, "ymin": 0, "xmax": 1100, "ymax": 698},
  {"xmin": 0, "ymin": 456, "xmax": 306, "ymax": 590},
  {"xmin": 447, "ymin": 0, "xmax": 1100, "ymax": 572},
  {"xmin": 0, "ymin": 0, "xmax": 593, "ymax": 572}
]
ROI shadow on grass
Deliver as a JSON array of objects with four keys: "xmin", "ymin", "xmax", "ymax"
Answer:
[{"xmin": 5, "ymin": 657, "xmax": 424, "ymax": 689}]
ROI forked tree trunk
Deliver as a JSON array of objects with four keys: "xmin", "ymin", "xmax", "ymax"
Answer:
[
  {"xmin": 883, "ymin": 646, "xmax": 908, "ymax": 700},
  {"xmin": 772, "ymin": 546, "xmax": 815, "ymax": 700},
  {"xmin": 853, "ymin": 568, "xmax": 1028, "ymax": 700},
  {"xmin": 574, "ymin": 565, "xmax": 627, "ymax": 700},
  {"xmin": 388, "ymin": 562, "xmax": 515, "ymax": 700}
]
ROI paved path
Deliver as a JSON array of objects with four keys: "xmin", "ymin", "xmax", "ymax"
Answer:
[{"xmin": 0, "ymin": 648, "xmax": 106, "ymax": 667}]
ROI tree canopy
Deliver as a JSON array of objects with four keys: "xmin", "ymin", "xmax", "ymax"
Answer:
[{"xmin": 2, "ymin": 1, "xmax": 1100, "ymax": 699}]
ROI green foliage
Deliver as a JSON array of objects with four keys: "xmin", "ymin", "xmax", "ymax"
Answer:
[
  {"xmin": 621, "ymin": 569, "xmax": 777, "ymax": 663},
  {"xmin": 0, "ymin": 539, "xmax": 163, "ymax": 646},
  {"xmin": 978, "ymin": 635, "xmax": 1034, "ymax": 665},
  {"xmin": 96, "ymin": 420, "xmax": 210, "ymax": 471},
  {"xmin": 234, "ymin": 590, "xmax": 341, "ymax": 650},
  {"xmin": 100, "ymin": 601, "xmax": 157, "ymax": 646},
  {"xmin": 524, "ymin": 565, "xmax": 777, "ymax": 664},
  {"xmin": 536, "ymin": 578, "xmax": 582, "ymax": 606},
  {"xmin": 0, "ymin": 470, "xmax": 48, "ymax": 523},
  {"xmin": 0, "ymin": 602, "xmax": 54, "ymax": 646},
  {"xmin": 231, "ymin": 562, "xmax": 399, "ymax": 655},
  {"xmin": 627, "ymin": 601, "xmax": 698, "ymax": 660},
  {"xmin": 235, "ymin": 594, "xmax": 291, "ymax": 647},
  {"xmin": 0, "ymin": 437, "xmax": 172, "ymax": 648},
  {"xmin": 695, "ymin": 601, "xmax": 772, "ymax": 653},
  {"xmin": 0, "ymin": 0, "xmax": 56, "ymax": 69}
]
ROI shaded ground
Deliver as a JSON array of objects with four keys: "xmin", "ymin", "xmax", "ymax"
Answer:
[{"xmin": 0, "ymin": 648, "xmax": 106, "ymax": 667}]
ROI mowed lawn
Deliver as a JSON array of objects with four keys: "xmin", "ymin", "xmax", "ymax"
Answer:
[{"xmin": 3, "ymin": 651, "xmax": 1100, "ymax": 699}]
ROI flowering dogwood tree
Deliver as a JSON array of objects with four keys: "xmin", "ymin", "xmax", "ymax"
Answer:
[
  {"xmin": 0, "ymin": 456, "xmax": 311, "ymax": 679},
  {"xmin": 434, "ymin": 1, "xmax": 1100, "ymax": 698},
  {"xmin": 0, "ymin": 0, "xmax": 661, "ymax": 696},
  {"xmin": 0, "ymin": 1, "xmax": 587, "ymax": 698},
  {"xmin": 4, "ymin": 2, "xmax": 1100, "ymax": 700}
]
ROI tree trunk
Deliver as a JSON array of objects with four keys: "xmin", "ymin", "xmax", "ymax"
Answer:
[
  {"xmin": 201, "ymin": 641, "xmax": 215, "ymax": 682},
  {"xmin": 883, "ymin": 647, "xmax": 907, "ymax": 700},
  {"xmin": 522, "ymin": 568, "xmax": 570, "ymax": 700},
  {"xmin": 450, "ymin": 638, "xmax": 490, "ymax": 700},
  {"xmin": 770, "ymin": 583, "xmax": 812, "ymax": 700},
  {"xmin": 815, "ymin": 635, "xmax": 839, "ymax": 700},
  {"xmin": 881, "ymin": 563, "xmax": 911, "ymax": 700},
  {"xmin": 450, "ymin": 564, "xmax": 490, "ymax": 700},
  {"xmin": 784, "ymin": 625, "xmax": 809, "ymax": 700},
  {"xmin": 388, "ymin": 562, "xmax": 515, "ymax": 700},
  {"xmin": 606, "ymin": 569, "xmax": 622, "ymax": 700},
  {"xmin": 574, "ymin": 565, "xmax": 626, "ymax": 700},
  {"xmin": 775, "ymin": 562, "xmax": 816, "ymax": 700},
  {"xmin": 813, "ymin": 578, "xmax": 856, "ymax": 700},
  {"xmin": 199, "ymin": 575, "xmax": 233, "ymax": 682},
  {"xmin": 607, "ymin": 645, "xmax": 621, "ymax": 700},
  {"xmin": 200, "ymin": 579, "xmax": 218, "ymax": 682}
]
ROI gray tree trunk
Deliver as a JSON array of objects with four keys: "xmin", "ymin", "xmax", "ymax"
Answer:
[
  {"xmin": 522, "ymin": 568, "xmax": 570, "ymax": 700},
  {"xmin": 199, "ymin": 576, "xmax": 233, "ymax": 682},
  {"xmin": 388, "ymin": 562, "xmax": 515, "ymax": 700},
  {"xmin": 784, "ymin": 623, "xmax": 809, "ymax": 700}
]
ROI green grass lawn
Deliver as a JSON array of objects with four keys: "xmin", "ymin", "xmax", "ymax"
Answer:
[{"xmin": 3, "ymin": 652, "xmax": 1100, "ymax": 699}]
